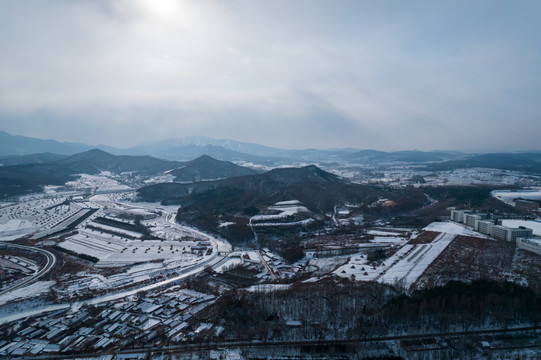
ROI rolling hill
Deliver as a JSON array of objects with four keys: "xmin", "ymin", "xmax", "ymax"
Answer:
[
  {"xmin": 137, "ymin": 165, "xmax": 427, "ymax": 243},
  {"xmin": 0, "ymin": 150, "xmax": 262, "ymax": 199},
  {"xmin": 0, "ymin": 152, "xmax": 67, "ymax": 166},
  {"xmin": 55, "ymin": 149, "xmax": 182, "ymax": 175},
  {"xmin": 137, "ymin": 164, "xmax": 422, "ymax": 214},
  {"xmin": 0, "ymin": 163, "xmax": 78, "ymax": 199},
  {"xmin": 168, "ymin": 155, "xmax": 259, "ymax": 182}
]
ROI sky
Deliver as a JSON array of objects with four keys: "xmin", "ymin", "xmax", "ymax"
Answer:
[{"xmin": 0, "ymin": 0, "xmax": 540, "ymax": 152}]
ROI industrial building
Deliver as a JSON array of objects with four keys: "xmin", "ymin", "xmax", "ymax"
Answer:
[{"xmin": 517, "ymin": 238, "xmax": 541, "ymax": 256}]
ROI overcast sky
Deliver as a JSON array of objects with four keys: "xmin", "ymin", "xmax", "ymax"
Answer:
[{"xmin": 0, "ymin": 0, "xmax": 540, "ymax": 151}]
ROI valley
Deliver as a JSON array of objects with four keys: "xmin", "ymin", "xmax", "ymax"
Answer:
[{"xmin": 0, "ymin": 140, "xmax": 540, "ymax": 359}]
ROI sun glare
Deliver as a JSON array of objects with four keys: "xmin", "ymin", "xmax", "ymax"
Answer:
[{"xmin": 141, "ymin": 0, "xmax": 180, "ymax": 19}]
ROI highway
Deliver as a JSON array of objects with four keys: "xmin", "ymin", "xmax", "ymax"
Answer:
[{"xmin": 0, "ymin": 243, "xmax": 56, "ymax": 297}]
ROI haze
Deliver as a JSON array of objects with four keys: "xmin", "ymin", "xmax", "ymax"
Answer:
[{"xmin": 0, "ymin": 0, "xmax": 540, "ymax": 152}]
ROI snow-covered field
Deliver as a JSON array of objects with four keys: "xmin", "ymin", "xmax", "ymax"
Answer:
[
  {"xmin": 423, "ymin": 221, "xmax": 481, "ymax": 236},
  {"xmin": 0, "ymin": 196, "xmax": 72, "ymax": 240},
  {"xmin": 0, "ymin": 281, "xmax": 55, "ymax": 306},
  {"xmin": 244, "ymin": 284, "xmax": 291, "ymax": 292},
  {"xmin": 213, "ymin": 251, "xmax": 261, "ymax": 273},
  {"xmin": 250, "ymin": 200, "xmax": 314, "ymax": 227},
  {"xmin": 492, "ymin": 189, "xmax": 541, "ymax": 204},
  {"xmin": 0, "ymin": 171, "xmax": 234, "ymax": 305},
  {"xmin": 370, "ymin": 236, "xmax": 407, "ymax": 245},
  {"xmin": 335, "ymin": 223, "xmax": 461, "ymax": 289},
  {"xmin": 367, "ymin": 229, "xmax": 406, "ymax": 236},
  {"xmin": 251, "ymin": 200, "xmax": 309, "ymax": 222},
  {"xmin": 377, "ymin": 233, "xmax": 456, "ymax": 288},
  {"xmin": 65, "ymin": 173, "xmax": 131, "ymax": 193},
  {"xmin": 214, "ymin": 257, "xmax": 244, "ymax": 273},
  {"xmin": 59, "ymin": 228, "xmax": 211, "ymax": 267}
]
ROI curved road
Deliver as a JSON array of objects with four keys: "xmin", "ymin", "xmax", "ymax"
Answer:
[
  {"xmin": 0, "ymin": 207, "xmax": 231, "ymax": 325},
  {"xmin": 0, "ymin": 243, "xmax": 56, "ymax": 297}
]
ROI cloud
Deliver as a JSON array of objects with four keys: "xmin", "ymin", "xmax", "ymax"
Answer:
[{"xmin": 0, "ymin": 0, "xmax": 540, "ymax": 151}]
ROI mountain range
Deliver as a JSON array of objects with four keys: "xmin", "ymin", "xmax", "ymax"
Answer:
[
  {"xmin": 137, "ymin": 164, "xmax": 424, "ymax": 216},
  {"xmin": 0, "ymin": 131, "xmax": 461, "ymax": 164},
  {"xmin": 1, "ymin": 131, "xmax": 540, "ymax": 173},
  {"xmin": 0, "ymin": 148, "xmax": 263, "ymax": 199}
]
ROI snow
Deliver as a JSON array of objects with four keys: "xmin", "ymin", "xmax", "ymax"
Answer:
[
  {"xmin": 274, "ymin": 200, "xmax": 301, "ymax": 206},
  {"xmin": 336, "ymin": 225, "xmax": 461, "ymax": 289},
  {"xmin": 214, "ymin": 257, "xmax": 243, "ymax": 273},
  {"xmin": 244, "ymin": 284, "xmax": 291, "ymax": 292},
  {"xmin": 143, "ymin": 173, "xmax": 176, "ymax": 184},
  {"xmin": 502, "ymin": 219, "xmax": 541, "ymax": 237},
  {"xmin": 251, "ymin": 205, "xmax": 309, "ymax": 222},
  {"xmin": 0, "ymin": 281, "xmax": 55, "ymax": 306},
  {"xmin": 0, "ymin": 218, "xmax": 37, "ymax": 240},
  {"xmin": 66, "ymin": 173, "xmax": 131, "ymax": 192},
  {"xmin": 251, "ymin": 218, "xmax": 315, "ymax": 227},
  {"xmin": 0, "ymin": 218, "xmax": 33, "ymax": 232},
  {"xmin": 209, "ymin": 348, "xmax": 242, "ymax": 360},
  {"xmin": 378, "ymin": 233, "xmax": 456, "ymax": 288},
  {"xmin": 423, "ymin": 221, "xmax": 481, "ymax": 236},
  {"xmin": 250, "ymin": 200, "xmax": 310, "ymax": 225},
  {"xmin": 218, "ymin": 222, "xmax": 235, "ymax": 228},
  {"xmin": 492, "ymin": 189, "xmax": 541, "ymax": 203},
  {"xmin": 86, "ymin": 223, "xmax": 143, "ymax": 239},
  {"xmin": 370, "ymin": 236, "xmax": 407, "ymax": 244},
  {"xmin": 368, "ymin": 230, "xmax": 405, "ymax": 236}
]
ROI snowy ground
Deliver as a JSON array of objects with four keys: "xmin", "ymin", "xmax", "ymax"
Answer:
[
  {"xmin": 250, "ymin": 200, "xmax": 315, "ymax": 227},
  {"xmin": 370, "ymin": 236, "xmax": 407, "ymax": 245},
  {"xmin": 335, "ymin": 223, "xmax": 462, "ymax": 289},
  {"xmin": 65, "ymin": 173, "xmax": 131, "ymax": 192},
  {"xmin": 0, "ymin": 196, "xmax": 70, "ymax": 240},
  {"xmin": 492, "ymin": 189, "xmax": 541, "ymax": 204},
  {"xmin": 213, "ymin": 251, "xmax": 261, "ymax": 273},
  {"xmin": 244, "ymin": 284, "xmax": 291, "ymax": 292},
  {"xmin": 214, "ymin": 257, "xmax": 244, "ymax": 273},
  {"xmin": 0, "ymin": 281, "xmax": 55, "ymax": 306},
  {"xmin": 251, "ymin": 200, "xmax": 309, "ymax": 222},
  {"xmin": 377, "ymin": 233, "xmax": 456, "ymax": 288},
  {"xmin": 367, "ymin": 229, "xmax": 407, "ymax": 236},
  {"xmin": 59, "ymin": 221, "xmax": 213, "ymax": 267},
  {"xmin": 0, "ymin": 172, "xmax": 231, "ymax": 300},
  {"xmin": 423, "ymin": 221, "xmax": 482, "ymax": 236}
]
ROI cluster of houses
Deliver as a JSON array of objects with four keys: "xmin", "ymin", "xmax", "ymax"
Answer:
[
  {"xmin": 0, "ymin": 288, "xmax": 218, "ymax": 357},
  {"xmin": 450, "ymin": 209, "xmax": 541, "ymax": 255}
]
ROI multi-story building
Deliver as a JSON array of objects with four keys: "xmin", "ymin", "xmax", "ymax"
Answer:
[
  {"xmin": 491, "ymin": 225, "xmax": 533, "ymax": 242},
  {"xmin": 449, "ymin": 209, "xmax": 533, "ymax": 242},
  {"xmin": 507, "ymin": 226, "xmax": 533, "ymax": 242},
  {"xmin": 477, "ymin": 220, "xmax": 493, "ymax": 235},
  {"xmin": 491, "ymin": 225, "xmax": 509, "ymax": 241},
  {"xmin": 463, "ymin": 213, "xmax": 490, "ymax": 229},
  {"xmin": 450, "ymin": 209, "xmax": 473, "ymax": 223}
]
